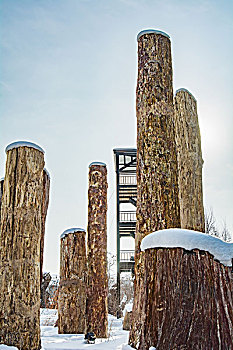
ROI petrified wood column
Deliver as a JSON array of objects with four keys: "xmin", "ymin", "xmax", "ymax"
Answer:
[
  {"xmin": 174, "ymin": 88, "xmax": 205, "ymax": 232},
  {"xmin": 58, "ymin": 228, "xmax": 87, "ymax": 334},
  {"xmin": 40, "ymin": 168, "xmax": 50, "ymax": 286},
  {"xmin": 86, "ymin": 162, "xmax": 108, "ymax": 338},
  {"xmin": 0, "ymin": 177, "xmax": 4, "ymax": 222},
  {"xmin": 0, "ymin": 141, "xmax": 45, "ymax": 350},
  {"xmin": 136, "ymin": 229, "xmax": 233, "ymax": 350},
  {"xmin": 129, "ymin": 30, "xmax": 181, "ymax": 348}
]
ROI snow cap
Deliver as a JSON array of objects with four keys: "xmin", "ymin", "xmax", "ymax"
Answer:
[
  {"xmin": 0, "ymin": 177, "xmax": 4, "ymax": 182},
  {"xmin": 5, "ymin": 141, "xmax": 45, "ymax": 154},
  {"xmin": 89, "ymin": 161, "xmax": 106, "ymax": 168},
  {"xmin": 141, "ymin": 228, "xmax": 233, "ymax": 267},
  {"xmin": 60, "ymin": 227, "xmax": 85, "ymax": 239},
  {"xmin": 137, "ymin": 29, "xmax": 170, "ymax": 41},
  {"xmin": 175, "ymin": 88, "xmax": 197, "ymax": 102}
]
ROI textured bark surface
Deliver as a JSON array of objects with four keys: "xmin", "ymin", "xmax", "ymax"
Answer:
[
  {"xmin": 135, "ymin": 247, "xmax": 233, "ymax": 350},
  {"xmin": 174, "ymin": 89, "xmax": 205, "ymax": 232},
  {"xmin": 0, "ymin": 179, "xmax": 4, "ymax": 222},
  {"xmin": 86, "ymin": 164, "xmax": 108, "ymax": 338},
  {"xmin": 40, "ymin": 169, "xmax": 50, "ymax": 286},
  {"xmin": 129, "ymin": 32, "xmax": 181, "ymax": 348},
  {"xmin": 58, "ymin": 230, "xmax": 87, "ymax": 334},
  {"xmin": 0, "ymin": 146, "xmax": 44, "ymax": 350},
  {"xmin": 123, "ymin": 311, "xmax": 132, "ymax": 331},
  {"xmin": 41, "ymin": 272, "xmax": 52, "ymax": 308}
]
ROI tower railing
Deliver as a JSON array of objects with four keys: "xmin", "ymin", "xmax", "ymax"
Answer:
[
  {"xmin": 120, "ymin": 211, "xmax": 136, "ymax": 222},
  {"xmin": 119, "ymin": 174, "xmax": 137, "ymax": 185},
  {"xmin": 120, "ymin": 250, "xmax": 135, "ymax": 262}
]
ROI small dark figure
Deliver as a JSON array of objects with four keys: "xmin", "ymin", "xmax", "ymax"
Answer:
[{"xmin": 85, "ymin": 332, "xmax": 96, "ymax": 344}]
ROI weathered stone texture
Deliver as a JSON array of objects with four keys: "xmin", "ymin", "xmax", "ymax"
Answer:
[
  {"xmin": 40, "ymin": 169, "xmax": 50, "ymax": 286},
  {"xmin": 129, "ymin": 31, "xmax": 181, "ymax": 348},
  {"xmin": 123, "ymin": 311, "xmax": 132, "ymax": 331},
  {"xmin": 174, "ymin": 89, "xmax": 205, "ymax": 232},
  {"xmin": 0, "ymin": 145, "xmax": 44, "ymax": 350},
  {"xmin": 135, "ymin": 247, "xmax": 233, "ymax": 350},
  {"xmin": 58, "ymin": 229, "xmax": 87, "ymax": 334},
  {"xmin": 0, "ymin": 178, "xmax": 4, "ymax": 222},
  {"xmin": 86, "ymin": 163, "xmax": 108, "ymax": 338},
  {"xmin": 41, "ymin": 272, "xmax": 52, "ymax": 308}
]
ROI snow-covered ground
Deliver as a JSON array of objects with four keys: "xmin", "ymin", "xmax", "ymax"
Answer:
[{"xmin": 40, "ymin": 309, "xmax": 131, "ymax": 350}]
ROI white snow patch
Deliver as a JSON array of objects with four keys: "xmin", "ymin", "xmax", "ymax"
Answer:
[
  {"xmin": 5, "ymin": 141, "xmax": 45, "ymax": 154},
  {"xmin": 141, "ymin": 228, "xmax": 233, "ymax": 266},
  {"xmin": 123, "ymin": 302, "xmax": 133, "ymax": 316},
  {"xmin": 0, "ymin": 345, "xmax": 19, "ymax": 350},
  {"xmin": 41, "ymin": 311, "xmax": 129, "ymax": 349},
  {"xmin": 175, "ymin": 88, "xmax": 197, "ymax": 102},
  {"xmin": 121, "ymin": 345, "xmax": 135, "ymax": 350},
  {"xmin": 89, "ymin": 161, "xmax": 106, "ymax": 167},
  {"xmin": 40, "ymin": 308, "xmax": 58, "ymax": 326},
  {"xmin": 137, "ymin": 29, "xmax": 170, "ymax": 41},
  {"xmin": 60, "ymin": 227, "xmax": 85, "ymax": 239},
  {"xmin": 0, "ymin": 177, "xmax": 4, "ymax": 181}
]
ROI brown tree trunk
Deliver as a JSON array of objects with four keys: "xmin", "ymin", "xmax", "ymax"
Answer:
[
  {"xmin": 129, "ymin": 30, "xmax": 181, "ymax": 348},
  {"xmin": 174, "ymin": 89, "xmax": 205, "ymax": 232},
  {"xmin": 136, "ymin": 247, "xmax": 233, "ymax": 350},
  {"xmin": 40, "ymin": 168, "xmax": 50, "ymax": 286},
  {"xmin": 58, "ymin": 228, "xmax": 87, "ymax": 334},
  {"xmin": 0, "ymin": 178, "xmax": 4, "ymax": 223},
  {"xmin": 41, "ymin": 272, "xmax": 52, "ymax": 309},
  {"xmin": 0, "ymin": 142, "xmax": 45, "ymax": 350},
  {"xmin": 86, "ymin": 162, "xmax": 108, "ymax": 338}
]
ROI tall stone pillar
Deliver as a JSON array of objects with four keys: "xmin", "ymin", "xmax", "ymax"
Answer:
[
  {"xmin": 58, "ymin": 228, "xmax": 87, "ymax": 334},
  {"xmin": 0, "ymin": 177, "xmax": 4, "ymax": 222},
  {"xmin": 174, "ymin": 88, "xmax": 205, "ymax": 232},
  {"xmin": 40, "ymin": 168, "xmax": 50, "ymax": 286},
  {"xmin": 86, "ymin": 162, "xmax": 108, "ymax": 338},
  {"xmin": 0, "ymin": 141, "xmax": 45, "ymax": 350},
  {"xmin": 136, "ymin": 229, "xmax": 233, "ymax": 349},
  {"xmin": 129, "ymin": 30, "xmax": 181, "ymax": 348}
]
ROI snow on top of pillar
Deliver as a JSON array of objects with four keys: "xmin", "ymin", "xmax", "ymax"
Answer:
[
  {"xmin": 5, "ymin": 141, "xmax": 45, "ymax": 154},
  {"xmin": 60, "ymin": 227, "xmax": 85, "ymax": 239},
  {"xmin": 141, "ymin": 228, "xmax": 233, "ymax": 266},
  {"xmin": 0, "ymin": 177, "xmax": 4, "ymax": 181},
  {"xmin": 137, "ymin": 29, "xmax": 170, "ymax": 41},
  {"xmin": 43, "ymin": 168, "xmax": 50, "ymax": 179},
  {"xmin": 175, "ymin": 88, "xmax": 197, "ymax": 102},
  {"xmin": 89, "ymin": 161, "xmax": 106, "ymax": 168}
]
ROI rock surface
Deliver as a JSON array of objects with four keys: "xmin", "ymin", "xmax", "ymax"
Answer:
[
  {"xmin": 123, "ymin": 311, "xmax": 132, "ymax": 331},
  {"xmin": 174, "ymin": 89, "xmax": 205, "ymax": 232},
  {"xmin": 0, "ymin": 145, "xmax": 44, "ymax": 350},
  {"xmin": 58, "ymin": 229, "xmax": 87, "ymax": 334},
  {"xmin": 41, "ymin": 272, "xmax": 52, "ymax": 308},
  {"xmin": 40, "ymin": 169, "xmax": 50, "ymax": 286},
  {"xmin": 0, "ymin": 178, "xmax": 4, "ymax": 222},
  {"xmin": 86, "ymin": 163, "xmax": 108, "ymax": 338},
  {"xmin": 135, "ymin": 247, "xmax": 233, "ymax": 349},
  {"xmin": 129, "ymin": 30, "xmax": 181, "ymax": 348}
]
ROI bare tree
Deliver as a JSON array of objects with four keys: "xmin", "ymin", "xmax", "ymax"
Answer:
[
  {"xmin": 205, "ymin": 208, "xmax": 232, "ymax": 242},
  {"xmin": 205, "ymin": 207, "xmax": 219, "ymax": 237},
  {"xmin": 221, "ymin": 220, "xmax": 232, "ymax": 242}
]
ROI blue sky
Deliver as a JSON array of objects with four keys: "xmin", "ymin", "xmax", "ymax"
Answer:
[{"xmin": 0, "ymin": 0, "xmax": 232, "ymax": 273}]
